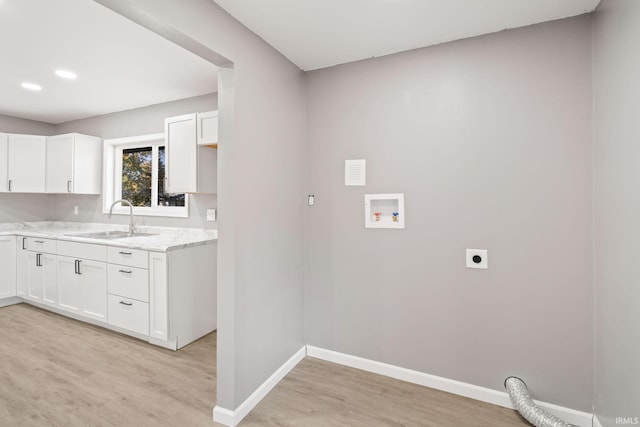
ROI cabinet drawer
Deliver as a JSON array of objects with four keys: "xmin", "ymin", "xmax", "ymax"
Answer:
[
  {"xmin": 25, "ymin": 237, "xmax": 56, "ymax": 254},
  {"xmin": 57, "ymin": 240, "xmax": 107, "ymax": 262},
  {"xmin": 107, "ymin": 294, "xmax": 149, "ymax": 336},
  {"xmin": 107, "ymin": 264, "xmax": 149, "ymax": 302},
  {"xmin": 107, "ymin": 247, "xmax": 148, "ymax": 269}
]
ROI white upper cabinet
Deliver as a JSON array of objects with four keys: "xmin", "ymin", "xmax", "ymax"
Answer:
[
  {"xmin": 197, "ymin": 110, "xmax": 218, "ymax": 146},
  {"xmin": 165, "ymin": 112, "xmax": 217, "ymax": 194},
  {"xmin": 46, "ymin": 133, "xmax": 102, "ymax": 194},
  {"xmin": 8, "ymin": 134, "xmax": 46, "ymax": 192},
  {"xmin": 0, "ymin": 134, "xmax": 8, "ymax": 192}
]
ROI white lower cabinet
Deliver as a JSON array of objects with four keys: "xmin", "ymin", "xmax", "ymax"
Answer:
[
  {"xmin": 149, "ymin": 252, "xmax": 168, "ymax": 342},
  {"xmin": 56, "ymin": 241, "xmax": 107, "ymax": 322},
  {"xmin": 107, "ymin": 295, "xmax": 149, "ymax": 336},
  {"xmin": 56, "ymin": 256, "xmax": 107, "ymax": 322},
  {"xmin": 0, "ymin": 236, "xmax": 17, "ymax": 299},
  {"xmin": 16, "ymin": 237, "xmax": 28, "ymax": 298},
  {"xmin": 57, "ymin": 256, "xmax": 80, "ymax": 312},
  {"xmin": 107, "ymin": 248, "xmax": 150, "ymax": 335},
  {"xmin": 10, "ymin": 234, "xmax": 216, "ymax": 350},
  {"xmin": 25, "ymin": 250, "xmax": 57, "ymax": 306},
  {"xmin": 15, "ymin": 237, "xmax": 56, "ymax": 303},
  {"xmin": 107, "ymin": 264, "xmax": 148, "ymax": 302}
]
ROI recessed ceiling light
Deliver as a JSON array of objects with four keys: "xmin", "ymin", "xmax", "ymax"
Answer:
[
  {"xmin": 55, "ymin": 70, "xmax": 77, "ymax": 80},
  {"xmin": 21, "ymin": 82, "xmax": 42, "ymax": 91}
]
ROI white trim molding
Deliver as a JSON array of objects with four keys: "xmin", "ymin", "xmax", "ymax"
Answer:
[
  {"xmin": 213, "ymin": 346, "xmax": 306, "ymax": 426},
  {"xmin": 0, "ymin": 297, "xmax": 22, "ymax": 308},
  {"xmin": 593, "ymin": 415, "xmax": 603, "ymax": 427},
  {"xmin": 306, "ymin": 345, "xmax": 593, "ymax": 427},
  {"xmin": 102, "ymin": 133, "xmax": 190, "ymax": 218}
]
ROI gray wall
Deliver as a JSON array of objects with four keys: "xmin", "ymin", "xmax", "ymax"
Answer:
[
  {"xmin": 53, "ymin": 93, "xmax": 218, "ymax": 229},
  {"xmin": 102, "ymin": 0, "xmax": 307, "ymax": 411},
  {"xmin": 305, "ymin": 16, "xmax": 593, "ymax": 411},
  {"xmin": 0, "ymin": 114, "xmax": 55, "ymax": 135},
  {"xmin": 593, "ymin": 1, "xmax": 640, "ymax": 424},
  {"xmin": 0, "ymin": 193, "xmax": 54, "ymax": 223},
  {"xmin": 0, "ymin": 115, "xmax": 55, "ymax": 222}
]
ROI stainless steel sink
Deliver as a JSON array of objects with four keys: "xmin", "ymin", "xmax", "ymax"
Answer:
[{"xmin": 67, "ymin": 231, "xmax": 156, "ymax": 240}]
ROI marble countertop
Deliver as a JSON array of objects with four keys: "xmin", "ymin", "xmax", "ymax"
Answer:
[{"xmin": 0, "ymin": 221, "xmax": 217, "ymax": 252}]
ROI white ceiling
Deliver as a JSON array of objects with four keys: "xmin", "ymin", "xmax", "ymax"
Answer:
[
  {"xmin": 0, "ymin": 0, "xmax": 218, "ymax": 124},
  {"xmin": 213, "ymin": 0, "xmax": 601, "ymax": 71}
]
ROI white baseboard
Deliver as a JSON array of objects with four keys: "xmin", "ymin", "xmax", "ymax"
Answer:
[
  {"xmin": 593, "ymin": 415, "xmax": 603, "ymax": 427},
  {"xmin": 213, "ymin": 346, "xmax": 306, "ymax": 426},
  {"xmin": 306, "ymin": 345, "xmax": 593, "ymax": 427},
  {"xmin": 0, "ymin": 297, "xmax": 22, "ymax": 308},
  {"xmin": 212, "ymin": 406, "xmax": 234, "ymax": 426}
]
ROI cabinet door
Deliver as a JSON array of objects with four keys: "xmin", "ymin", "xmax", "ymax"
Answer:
[
  {"xmin": 26, "ymin": 252, "xmax": 43, "ymax": 301},
  {"xmin": 41, "ymin": 253, "xmax": 57, "ymax": 306},
  {"xmin": 165, "ymin": 113, "xmax": 197, "ymax": 193},
  {"xmin": 57, "ymin": 256, "xmax": 81, "ymax": 314},
  {"xmin": 8, "ymin": 134, "xmax": 46, "ymax": 192},
  {"xmin": 16, "ymin": 237, "xmax": 28, "ymax": 298},
  {"xmin": 71, "ymin": 134, "xmax": 102, "ymax": 194},
  {"xmin": 149, "ymin": 252, "xmax": 168, "ymax": 341},
  {"xmin": 46, "ymin": 134, "xmax": 74, "ymax": 193},
  {"xmin": 0, "ymin": 133, "xmax": 8, "ymax": 192},
  {"xmin": 79, "ymin": 260, "xmax": 107, "ymax": 322},
  {"xmin": 0, "ymin": 236, "xmax": 16, "ymax": 299},
  {"xmin": 197, "ymin": 111, "xmax": 218, "ymax": 146}
]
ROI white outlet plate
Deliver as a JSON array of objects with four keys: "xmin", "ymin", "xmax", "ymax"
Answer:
[
  {"xmin": 206, "ymin": 209, "xmax": 217, "ymax": 222},
  {"xmin": 466, "ymin": 249, "xmax": 488, "ymax": 269}
]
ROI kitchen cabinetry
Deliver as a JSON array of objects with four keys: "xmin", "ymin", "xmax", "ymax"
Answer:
[
  {"xmin": 149, "ymin": 252, "xmax": 168, "ymax": 342},
  {"xmin": 56, "ymin": 241, "xmax": 107, "ymax": 322},
  {"xmin": 16, "ymin": 237, "xmax": 28, "ymax": 298},
  {"xmin": 27, "ymin": 252, "xmax": 57, "ymax": 305},
  {"xmin": 0, "ymin": 134, "xmax": 8, "ymax": 192},
  {"xmin": 0, "ymin": 236, "xmax": 16, "ymax": 299},
  {"xmin": 165, "ymin": 112, "xmax": 217, "ymax": 194},
  {"xmin": 107, "ymin": 246, "xmax": 150, "ymax": 335},
  {"xmin": 8, "ymin": 134, "xmax": 46, "ymax": 192},
  {"xmin": 9, "ymin": 230, "xmax": 216, "ymax": 350},
  {"xmin": 46, "ymin": 133, "xmax": 102, "ymax": 194},
  {"xmin": 196, "ymin": 110, "xmax": 218, "ymax": 146},
  {"xmin": 22, "ymin": 238, "xmax": 57, "ymax": 306},
  {"xmin": 162, "ymin": 243, "xmax": 217, "ymax": 349}
]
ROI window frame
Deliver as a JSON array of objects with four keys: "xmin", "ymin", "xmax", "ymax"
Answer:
[{"xmin": 103, "ymin": 133, "xmax": 189, "ymax": 218}]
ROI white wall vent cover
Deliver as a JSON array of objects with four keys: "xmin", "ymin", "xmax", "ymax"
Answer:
[{"xmin": 345, "ymin": 159, "xmax": 366, "ymax": 186}]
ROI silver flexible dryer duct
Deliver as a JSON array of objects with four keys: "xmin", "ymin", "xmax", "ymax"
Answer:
[{"xmin": 504, "ymin": 377, "xmax": 577, "ymax": 427}]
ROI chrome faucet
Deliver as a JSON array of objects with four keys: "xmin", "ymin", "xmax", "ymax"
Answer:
[{"xmin": 108, "ymin": 199, "xmax": 135, "ymax": 234}]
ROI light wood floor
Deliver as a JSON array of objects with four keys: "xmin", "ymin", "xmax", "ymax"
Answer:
[
  {"xmin": 0, "ymin": 303, "xmax": 216, "ymax": 427},
  {"xmin": 0, "ymin": 303, "xmax": 529, "ymax": 426},
  {"xmin": 242, "ymin": 359, "xmax": 530, "ymax": 427}
]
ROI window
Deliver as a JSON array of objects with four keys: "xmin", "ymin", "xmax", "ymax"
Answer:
[{"xmin": 104, "ymin": 134, "xmax": 189, "ymax": 217}]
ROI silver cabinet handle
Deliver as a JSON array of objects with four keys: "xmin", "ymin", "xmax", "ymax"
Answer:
[
  {"xmin": 118, "ymin": 251, "xmax": 132, "ymax": 255},
  {"xmin": 67, "ymin": 180, "xmax": 72, "ymax": 193},
  {"xmin": 8, "ymin": 180, "xmax": 12, "ymax": 191},
  {"xmin": 36, "ymin": 253, "xmax": 41, "ymax": 267},
  {"xmin": 118, "ymin": 269, "xmax": 132, "ymax": 274},
  {"xmin": 74, "ymin": 259, "xmax": 78, "ymax": 274},
  {"xmin": 77, "ymin": 260, "xmax": 82, "ymax": 275},
  {"xmin": 119, "ymin": 301, "xmax": 133, "ymax": 306},
  {"xmin": 22, "ymin": 237, "xmax": 26, "ymax": 250}
]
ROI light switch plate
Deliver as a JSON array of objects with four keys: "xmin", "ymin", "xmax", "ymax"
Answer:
[
  {"xmin": 466, "ymin": 249, "xmax": 488, "ymax": 269},
  {"xmin": 206, "ymin": 209, "xmax": 216, "ymax": 222}
]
